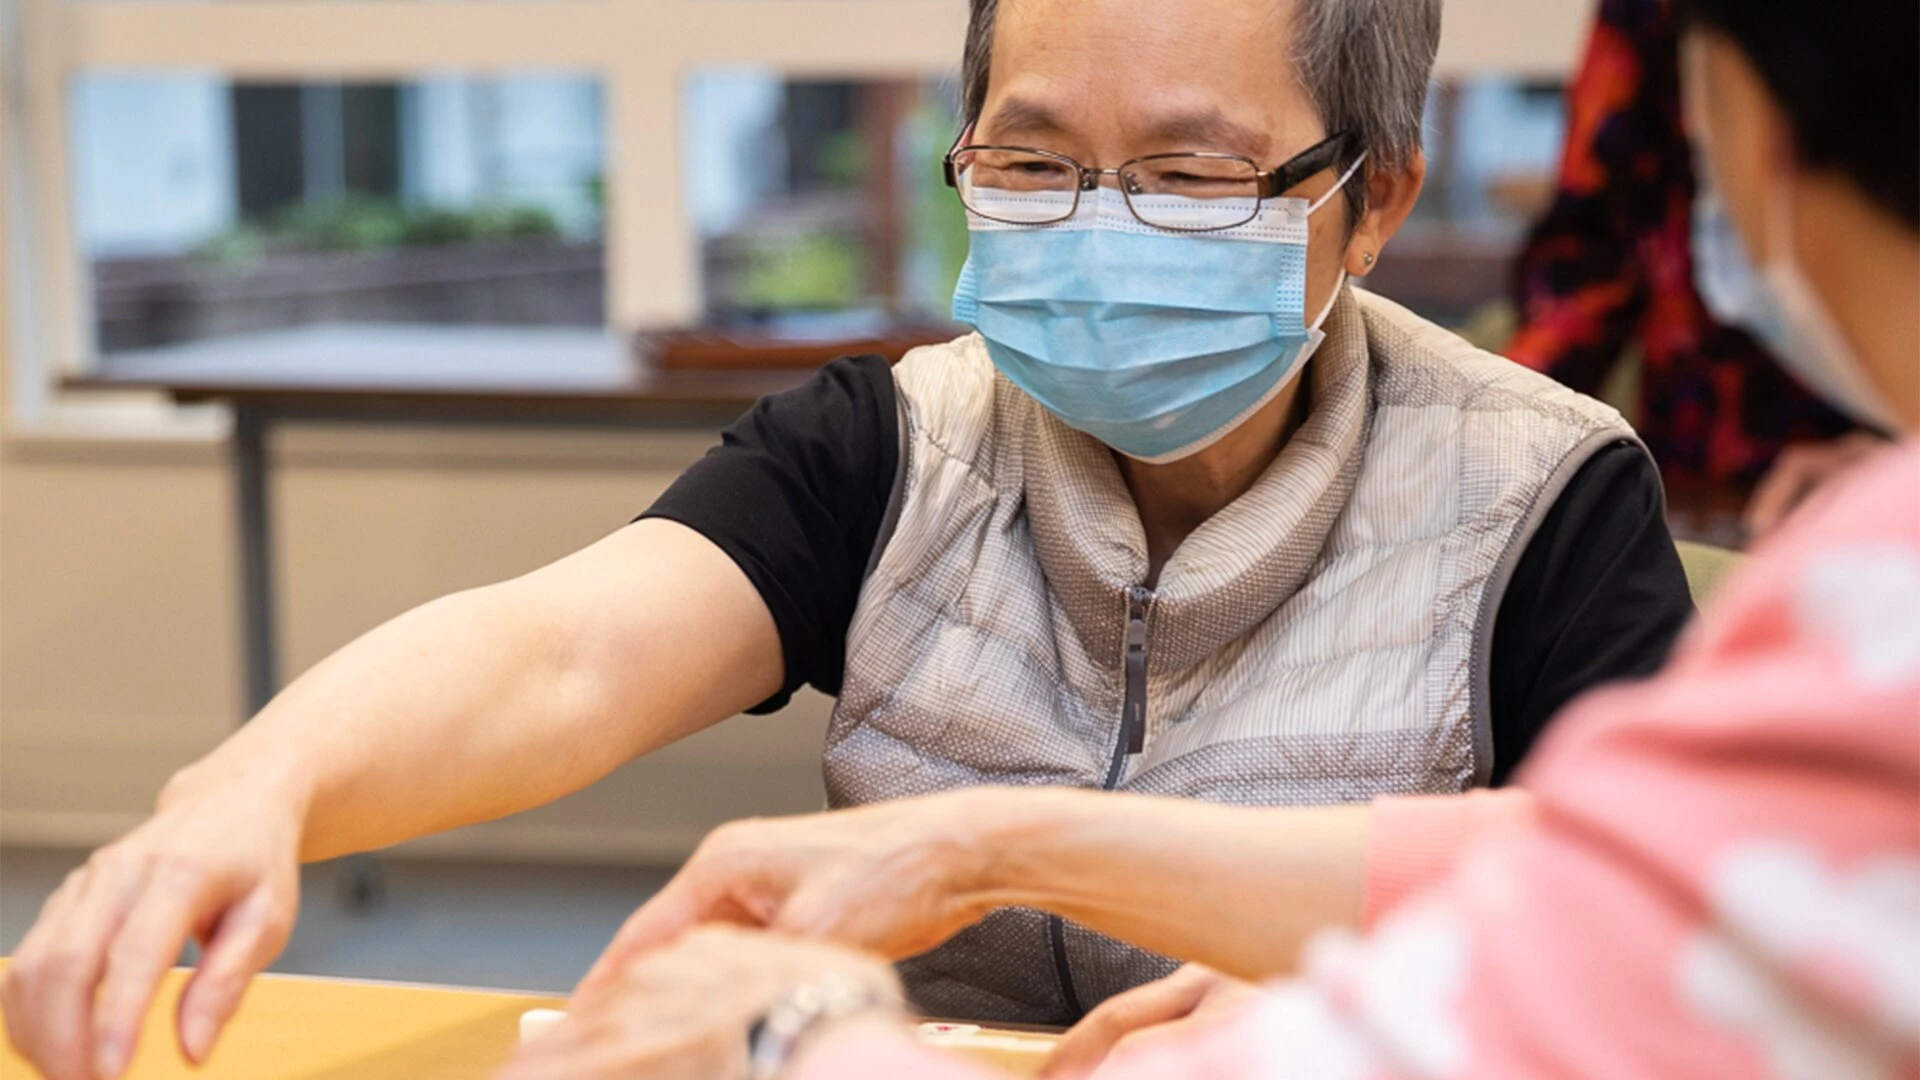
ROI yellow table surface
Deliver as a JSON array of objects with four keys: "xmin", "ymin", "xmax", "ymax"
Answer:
[{"xmin": 0, "ymin": 961, "xmax": 1053, "ymax": 1078}]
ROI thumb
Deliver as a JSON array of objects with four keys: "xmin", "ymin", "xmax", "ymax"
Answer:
[
  {"xmin": 1040, "ymin": 967, "xmax": 1219, "ymax": 1077},
  {"xmin": 770, "ymin": 871, "xmax": 865, "ymax": 943},
  {"xmin": 575, "ymin": 881, "xmax": 703, "ymax": 995},
  {"xmin": 775, "ymin": 870, "xmax": 956, "ymax": 960}
]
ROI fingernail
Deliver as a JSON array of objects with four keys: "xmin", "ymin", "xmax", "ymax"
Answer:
[
  {"xmin": 182, "ymin": 1012, "xmax": 215, "ymax": 1062},
  {"xmin": 94, "ymin": 1032, "xmax": 129, "ymax": 1078}
]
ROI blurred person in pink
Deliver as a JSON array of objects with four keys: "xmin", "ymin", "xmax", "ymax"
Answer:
[{"xmin": 491, "ymin": 0, "xmax": 1919, "ymax": 1075}]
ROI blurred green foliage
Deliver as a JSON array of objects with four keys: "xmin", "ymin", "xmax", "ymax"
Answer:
[
  {"xmin": 814, "ymin": 130, "xmax": 868, "ymax": 188},
  {"xmin": 725, "ymin": 96, "xmax": 967, "ymax": 318},
  {"xmin": 905, "ymin": 102, "xmax": 969, "ymax": 315},
  {"xmin": 733, "ymin": 232, "xmax": 866, "ymax": 310},
  {"xmin": 196, "ymin": 197, "xmax": 561, "ymax": 265}
]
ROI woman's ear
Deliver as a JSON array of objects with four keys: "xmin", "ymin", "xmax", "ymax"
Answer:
[{"xmin": 1346, "ymin": 151, "xmax": 1428, "ymax": 278}]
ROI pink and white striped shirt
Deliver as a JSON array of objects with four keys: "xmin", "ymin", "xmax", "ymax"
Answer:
[{"xmin": 797, "ymin": 441, "xmax": 1920, "ymax": 1079}]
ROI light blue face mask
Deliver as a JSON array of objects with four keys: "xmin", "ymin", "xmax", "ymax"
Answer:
[
  {"xmin": 1693, "ymin": 187, "xmax": 1901, "ymax": 433},
  {"xmin": 952, "ymin": 160, "xmax": 1363, "ymax": 464}
]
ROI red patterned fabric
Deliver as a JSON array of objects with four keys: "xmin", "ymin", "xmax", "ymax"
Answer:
[{"xmin": 1507, "ymin": 0, "xmax": 1853, "ymax": 491}]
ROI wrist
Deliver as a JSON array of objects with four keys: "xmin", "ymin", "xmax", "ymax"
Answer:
[
  {"xmin": 944, "ymin": 786, "xmax": 1095, "ymax": 909},
  {"xmin": 158, "ymin": 746, "xmax": 317, "ymax": 825}
]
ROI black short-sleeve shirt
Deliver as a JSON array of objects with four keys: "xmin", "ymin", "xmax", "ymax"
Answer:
[{"xmin": 643, "ymin": 355, "xmax": 1695, "ymax": 785}]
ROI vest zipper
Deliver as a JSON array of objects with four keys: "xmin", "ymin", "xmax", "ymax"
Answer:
[
  {"xmin": 1103, "ymin": 587, "xmax": 1152, "ymax": 787},
  {"xmin": 1054, "ymin": 587, "xmax": 1153, "ymax": 1020}
]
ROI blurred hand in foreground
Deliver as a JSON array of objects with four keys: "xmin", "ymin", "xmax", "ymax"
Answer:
[
  {"xmin": 497, "ymin": 926, "xmax": 902, "ymax": 1080},
  {"xmin": 1041, "ymin": 964, "xmax": 1265, "ymax": 1078},
  {"xmin": 1745, "ymin": 432, "xmax": 1889, "ymax": 538},
  {"xmin": 577, "ymin": 789, "xmax": 1012, "ymax": 995}
]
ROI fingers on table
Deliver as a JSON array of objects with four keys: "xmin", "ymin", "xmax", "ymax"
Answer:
[
  {"xmin": 5, "ymin": 856, "xmax": 151, "ymax": 1080},
  {"xmin": 176, "ymin": 882, "xmax": 295, "ymax": 1063},
  {"xmin": 89, "ymin": 857, "xmax": 237, "ymax": 1078}
]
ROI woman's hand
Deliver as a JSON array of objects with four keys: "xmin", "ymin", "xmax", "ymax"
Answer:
[
  {"xmin": 1, "ymin": 772, "xmax": 305, "ymax": 1080},
  {"xmin": 578, "ymin": 789, "xmax": 1019, "ymax": 994},
  {"xmin": 1041, "ymin": 964, "xmax": 1266, "ymax": 1078},
  {"xmin": 584, "ymin": 790, "xmax": 1375, "ymax": 995},
  {"xmin": 1746, "ymin": 432, "xmax": 1889, "ymax": 538},
  {"xmin": 497, "ymin": 926, "xmax": 903, "ymax": 1080}
]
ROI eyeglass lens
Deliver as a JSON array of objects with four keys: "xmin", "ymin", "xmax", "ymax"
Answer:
[{"xmin": 952, "ymin": 149, "xmax": 1262, "ymax": 231}]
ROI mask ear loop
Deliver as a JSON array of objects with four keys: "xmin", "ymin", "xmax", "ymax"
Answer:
[
  {"xmin": 1305, "ymin": 153, "xmax": 1369, "ymax": 217},
  {"xmin": 1301, "ymin": 154, "xmax": 1367, "ymax": 332},
  {"xmin": 1309, "ymin": 271, "xmax": 1348, "ymax": 332}
]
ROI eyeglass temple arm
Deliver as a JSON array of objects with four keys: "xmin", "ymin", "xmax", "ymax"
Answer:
[{"xmin": 1256, "ymin": 131, "xmax": 1359, "ymax": 199}]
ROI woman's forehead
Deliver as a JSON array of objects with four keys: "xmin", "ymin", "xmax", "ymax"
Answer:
[{"xmin": 983, "ymin": 0, "xmax": 1312, "ymax": 155}]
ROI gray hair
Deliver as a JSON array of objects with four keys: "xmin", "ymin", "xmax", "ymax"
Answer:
[{"xmin": 961, "ymin": 0, "xmax": 1442, "ymax": 207}]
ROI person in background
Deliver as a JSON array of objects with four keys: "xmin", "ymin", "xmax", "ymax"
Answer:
[
  {"xmin": 490, "ymin": 0, "xmax": 1919, "ymax": 1073},
  {"xmin": 1507, "ymin": 0, "xmax": 1887, "ymax": 538}
]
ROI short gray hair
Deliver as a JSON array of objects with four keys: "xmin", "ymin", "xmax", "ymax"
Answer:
[{"xmin": 961, "ymin": 0, "xmax": 1441, "ymax": 181}]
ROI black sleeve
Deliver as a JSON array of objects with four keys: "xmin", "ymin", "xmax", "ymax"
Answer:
[
  {"xmin": 639, "ymin": 354, "xmax": 899, "ymax": 714},
  {"xmin": 1487, "ymin": 441, "xmax": 1694, "ymax": 785}
]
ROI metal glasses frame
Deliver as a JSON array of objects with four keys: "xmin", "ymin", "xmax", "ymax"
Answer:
[{"xmin": 942, "ymin": 130, "xmax": 1359, "ymax": 232}]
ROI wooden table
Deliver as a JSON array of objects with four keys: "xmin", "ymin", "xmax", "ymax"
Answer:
[{"xmin": 0, "ymin": 963, "xmax": 1054, "ymax": 1078}]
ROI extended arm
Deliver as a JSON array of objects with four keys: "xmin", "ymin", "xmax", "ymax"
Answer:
[
  {"xmin": 3, "ymin": 519, "xmax": 782, "ymax": 1080},
  {"xmin": 196, "ymin": 519, "xmax": 783, "ymax": 861}
]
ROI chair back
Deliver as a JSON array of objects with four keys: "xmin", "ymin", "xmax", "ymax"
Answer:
[{"xmin": 1676, "ymin": 540, "xmax": 1743, "ymax": 607}]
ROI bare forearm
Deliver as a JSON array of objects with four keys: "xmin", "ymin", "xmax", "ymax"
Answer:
[
  {"xmin": 161, "ymin": 521, "xmax": 783, "ymax": 863},
  {"xmin": 162, "ymin": 581, "xmax": 622, "ymax": 860},
  {"xmin": 967, "ymin": 789, "xmax": 1371, "ymax": 981}
]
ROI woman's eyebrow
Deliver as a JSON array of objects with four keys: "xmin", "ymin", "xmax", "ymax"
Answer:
[
  {"xmin": 980, "ymin": 99, "xmax": 1273, "ymax": 160},
  {"xmin": 1138, "ymin": 110, "xmax": 1273, "ymax": 159},
  {"xmin": 982, "ymin": 97, "xmax": 1073, "ymax": 141}
]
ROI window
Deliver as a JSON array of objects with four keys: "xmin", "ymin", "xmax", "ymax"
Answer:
[
  {"xmin": 1358, "ymin": 75, "xmax": 1568, "ymax": 337},
  {"xmin": 687, "ymin": 72, "xmax": 962, "ymax": 334},
  {"xmin": 76, "ymin": 74, "xmax": 606, "ymax": 358},
  {"xmin": 1, "ymin": 0, "xmax": 1589, "ymax": 410}
]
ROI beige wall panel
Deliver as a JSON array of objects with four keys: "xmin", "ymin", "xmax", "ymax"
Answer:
[
  {"xmin": 272, "ymin": 428, "xmax": 710, "ymax": 679},
  {"xmin": 1437, "ymin": 0, "xmax": 1592, "ymax": 78},
  {"xmin": 0, "ymin": 429, "xmax": 833, "ymax": 863},
  {"xmin": 0, "ymin": 446, "xmax": 237, "ymax": 740}
]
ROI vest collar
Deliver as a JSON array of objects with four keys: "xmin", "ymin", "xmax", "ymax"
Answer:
[{"xmin": 1022, "ymin": 286, "xmax": 1373, "ymax": 672}]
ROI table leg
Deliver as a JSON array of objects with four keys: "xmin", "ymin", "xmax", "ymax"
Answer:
[
  {"xmin": 232, "ymin": 406, "xmax": 387, "ymax": 912},
  {"xmin": 232, "ymin": 405, "xmax": 279, "ymax": 717}
]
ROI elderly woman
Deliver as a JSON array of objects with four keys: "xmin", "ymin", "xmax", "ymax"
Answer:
[
  {"xmin": 487, "ymin": 0, "xmax": 1918, "ymax": 1073},
  {"xmin": 4, "ymin": 0, "xmax": 1691, "ymax": 1075}
]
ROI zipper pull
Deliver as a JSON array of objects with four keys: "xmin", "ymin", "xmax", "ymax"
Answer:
[{"xmin": 1123, "ymin": 590, "xmax": 1150, "ymax": 755}]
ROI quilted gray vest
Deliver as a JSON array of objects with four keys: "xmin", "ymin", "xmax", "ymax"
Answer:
[{"xmin": 823, "ymin": 287, "xmax": 1638, "ymax": 1024}]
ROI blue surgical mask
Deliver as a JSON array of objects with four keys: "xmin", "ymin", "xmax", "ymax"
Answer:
[
  {"xmin": 1693, "ymin": 184, "xmax": 1901, "ymax": 433},
  {"xmin": 952, "ymin": 159, "xmax": 1363, "ymax": 463}
]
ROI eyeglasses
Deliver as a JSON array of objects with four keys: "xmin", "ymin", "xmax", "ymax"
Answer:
[{"xmin": 943, "ymin": 130, "xmax": 1358, "ymax": 233}]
